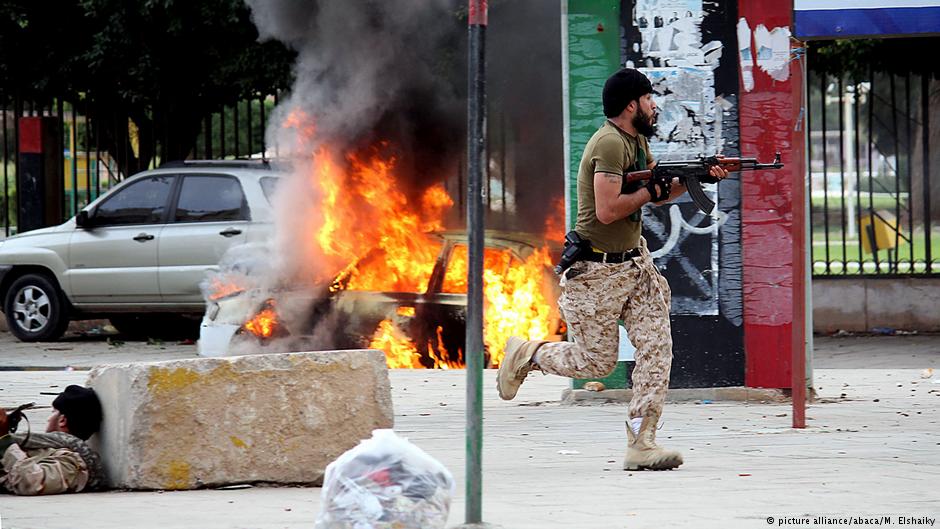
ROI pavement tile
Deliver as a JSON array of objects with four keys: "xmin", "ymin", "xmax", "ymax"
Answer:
[{"xmin": 0, "ymin": 334, "xmax": 938, "ymax": 528}]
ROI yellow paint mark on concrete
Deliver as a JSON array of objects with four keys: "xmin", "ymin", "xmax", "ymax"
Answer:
[
  {"xmin": 147, "ymin": 363, "xmax": 242, "ymax": 398},
  {"xmin": 230, "ymin": 436, "xmax": 248, "ymax": 449},
  {"xmin": 148, "ymin": 367, "xmax": 201, "ymax": 397},
  {"xmin": 164, "ymin": 460, "xmax": 191, "ymax": 490}
]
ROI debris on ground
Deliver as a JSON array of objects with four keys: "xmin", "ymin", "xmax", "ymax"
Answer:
[
  {"xmin": 583, "ymin": 381, "xmax": 605, "ymax": 392},
  {"xmin": 315, "ymin": 429, "xmax": 454, "ymax": 529},
  {"xmin": 921, "ymin": 368, "xmax": 934, "ymax": 379}
]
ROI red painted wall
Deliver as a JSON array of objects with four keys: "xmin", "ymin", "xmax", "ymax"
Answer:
[{"xmin": 738, "ymin": 0, "xmax": 806, "ymax": 388}]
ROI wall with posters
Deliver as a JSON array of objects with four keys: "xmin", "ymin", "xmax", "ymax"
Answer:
[{"xmin": 563, "ymin": 0, "xmax": 745, "ymax": 389}]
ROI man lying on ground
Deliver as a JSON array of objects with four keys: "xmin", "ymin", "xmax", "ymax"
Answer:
[{"xmin": 0, "ymin": 385, "xmax": 105, "ymax": 495}]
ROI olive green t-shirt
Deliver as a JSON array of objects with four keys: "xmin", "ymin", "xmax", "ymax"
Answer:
[{"xmin": 575, "ymin": 120, "xmax": 654, "ymax": 252}]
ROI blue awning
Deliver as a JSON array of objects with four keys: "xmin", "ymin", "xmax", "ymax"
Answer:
[{"xmin": 794, "ymin": 1, "xmax": 940, "ymax": 39}]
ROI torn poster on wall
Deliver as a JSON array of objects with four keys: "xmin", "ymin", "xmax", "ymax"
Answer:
[
  {"xmin": 628, "ymin": 0, "xmax": 728, "ymax": 316},
  {"xmin": 630, "ymin": 0, "xmax": 722, "ymax": 68},
  {"xmin": 644, "ymin": 67, "xmax": 716, "ymax": 158},
  {"xmin": 738, "ymin": 18, "xmax": 792, "ymax": 91}
]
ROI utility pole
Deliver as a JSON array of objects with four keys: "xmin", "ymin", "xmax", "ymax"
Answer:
[{"xmin": 465, "ymin": 0, "xmax": 488, "ymax": 525}]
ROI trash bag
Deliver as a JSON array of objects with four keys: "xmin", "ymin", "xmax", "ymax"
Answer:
[{"xmin": 315, "ymin": 429, "xmax": 455, "ymax": 529}]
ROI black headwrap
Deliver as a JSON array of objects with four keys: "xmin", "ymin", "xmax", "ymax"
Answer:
[
  {"xmin": 52, "ymin": 385, "xmax": 102, "ymax": 440},
  {"xmin": 602, "ymin": 68, "xmax": 653, "ymax": 118}
]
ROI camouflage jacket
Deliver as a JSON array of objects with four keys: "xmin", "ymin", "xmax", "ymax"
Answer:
[{"xmin": 0, "ymin": 432, "xmax": 105, "ymax": 495}]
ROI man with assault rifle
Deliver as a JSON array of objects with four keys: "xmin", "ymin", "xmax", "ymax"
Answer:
[{"xmin": 497, "ymin": 67, "xmax": 782, "ymax": 471}]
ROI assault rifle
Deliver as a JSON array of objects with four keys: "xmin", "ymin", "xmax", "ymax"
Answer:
[
  {"xmin": 3, "ymin": 402, "xmax": 47, "ymax": 434},
  {"xmin": 624, "ymin": 152, "xmax": 785, "ymax": 214}
]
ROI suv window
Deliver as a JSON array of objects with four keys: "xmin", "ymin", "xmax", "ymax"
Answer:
[
  {"xmin": 260, "ymin": 176, "xmax": 279, "ymax": 204},
  {"xmin": 174, "ymin": 175, "xmax": 248, "ymax": 222},
  {"xmin": 94, "ymin": 175, "xmax": 174, "ymax": 226}
]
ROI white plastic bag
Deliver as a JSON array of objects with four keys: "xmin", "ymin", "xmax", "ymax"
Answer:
[{"xmin": 315, "ymin": 429, "xmax": 455, "ymax": 529}]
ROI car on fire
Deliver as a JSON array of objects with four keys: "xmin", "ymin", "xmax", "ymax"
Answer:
[
  {"xmin": 199, "ymin": 230, "xmax": 565, "ymax": 368},
  {"xmin": 0, "ymin": 160, "xmax": 282, "ymax": 341}
]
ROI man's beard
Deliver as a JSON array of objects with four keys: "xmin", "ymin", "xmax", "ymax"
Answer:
[{"xmin": 632, "ymin": 107, "xmax": 657, "ymax": 137}]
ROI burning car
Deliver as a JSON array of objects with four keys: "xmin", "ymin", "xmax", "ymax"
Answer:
[{"xmin": 199, "ymin": 230, "xmax": 563, "ymax": 368}]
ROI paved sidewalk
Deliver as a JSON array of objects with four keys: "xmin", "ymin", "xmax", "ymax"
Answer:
[{"xmin": 0, "ymin": 335, "xmax": 938, "ymax": 528}]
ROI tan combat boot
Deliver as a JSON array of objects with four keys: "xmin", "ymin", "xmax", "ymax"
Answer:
[
  {"xmin": 496, "ymin": 337, "xmax": 547, "ymax": 400},
  {"xmin": 623, "ymin": 412, "xmax": 684, "ymax": 470}
]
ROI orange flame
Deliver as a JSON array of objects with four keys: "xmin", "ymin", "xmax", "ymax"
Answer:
[
  {"xmin": 545, "ymin": 197, "xmax": 567, "ymax": 242},
  {"xmin": 308, "ymin": 145, "xmax": 446, "ymax": 293},
  {"xmin": 369, "ymin": 319, "xmax": 422, "ymax": 369},
  {"xmin": 282, "ymin": 111, "xmax": 557, "ymax": 368},
  {"xmin": 427, "ymin": 326, "xmax": 462, "ymax": 370},
  {"xmin": 483, "ymin": 247, "xmax": 554, "ymax": 367},
  {"xmin": 369, "ymin": 320, "xmax": 464, "ymax": 370},
  {"xmin": 244, "ymin": 303, "xmax": 279, "ymax": 339},
  {"xmin": 441, "ymin": 244, "xmax": 554, "ymax": 367},
  {"xmin": 208, "ymin": 278, "xmax": 245, "ymax": 301}
]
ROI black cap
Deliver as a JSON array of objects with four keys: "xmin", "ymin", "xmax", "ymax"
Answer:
[
  {"xmin": 52, "ymin": 385, "xmax": 102, "ymax": 440},
  {"xmin": 602, "ymin": 68, "xmax": 653, "ymax": 118}
]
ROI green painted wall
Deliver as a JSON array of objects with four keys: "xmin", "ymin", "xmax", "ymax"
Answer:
[
  {"xmin": 563, "ymin": 0, "xmax": 628, "ymax": 389},
  {"xmin": 562, "ymin": 0, "xmax": 621, "ymax": 231}
]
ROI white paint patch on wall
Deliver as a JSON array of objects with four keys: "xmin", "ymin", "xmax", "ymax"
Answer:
[
  {"xmin": 737, "ymin": 18, "xmax": 754, "ymax": 92},
  {"xmin": 754, "ymin": 24, "xmax": 791, "ymax": 82},
  {"xmin": 738, "ymin": 18, "xmax": 792, "ymax": 90}
]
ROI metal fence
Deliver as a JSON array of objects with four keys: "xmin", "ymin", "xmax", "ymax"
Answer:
[
  {"xmin": 807, "ymin": 68, "xmax": 937, "ymax": 275},
  {"xmin": 0, "ymin": 93, "xmax": 278, "ymax": 237}
]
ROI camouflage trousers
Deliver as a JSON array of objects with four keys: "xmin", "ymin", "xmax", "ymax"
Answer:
[
  {"xmin": 1, "ymin": 444, "xmax": 89, "ymax": 495},
  {"xmin": 537, "ymin": 239, "xmax": 673, "ymax": 419}
]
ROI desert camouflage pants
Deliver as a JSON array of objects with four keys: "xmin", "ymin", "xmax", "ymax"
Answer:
[
  {"xmin": 1, "ymin": 444, "xmax": 89, "ymax": 495},
  {"xmin": 536, "ymin": 239, "xmax": 673, "ymax": 419}
]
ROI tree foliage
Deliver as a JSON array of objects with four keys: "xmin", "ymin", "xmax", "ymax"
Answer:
[
  {"xmin": 0, "ymin": 0, "xmax": 295, "ymax": 171},
  {"xmin": 809, "ymin": 38, "xmax": 940, "ymax": 79}
]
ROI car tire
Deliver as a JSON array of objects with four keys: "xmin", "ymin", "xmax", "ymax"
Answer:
[
  {"xmin": 3, "ymin": 273, "xmax": 70, "ymax": 342},
  {"xmin": 110, "ymin": 314, "xmax": 200, "ymax": 340}
]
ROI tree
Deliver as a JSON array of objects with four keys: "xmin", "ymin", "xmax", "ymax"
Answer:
[
  {"xmin": 810, "ymin": 38, "xmax": 940, "ymax": 224},
  {"xmin": 0, "ymin": 0, "xmax": 295, "ymax": 173}
]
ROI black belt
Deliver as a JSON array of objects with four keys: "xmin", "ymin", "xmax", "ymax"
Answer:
[{"xmin": 584, "ymin": 247, "xmax": 642, "ymax": 264}]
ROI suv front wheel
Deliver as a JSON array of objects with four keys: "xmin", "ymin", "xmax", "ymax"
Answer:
[{"xmin": 3, "ymin": 273, "xmax": 70, "ymax": 342}]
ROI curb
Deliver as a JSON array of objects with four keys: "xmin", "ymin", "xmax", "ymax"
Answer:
[{"xmin": 561, "ymin": 386, "xmax": 791, "ymax": 405}]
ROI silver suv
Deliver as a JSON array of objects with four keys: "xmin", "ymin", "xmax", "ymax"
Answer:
[{"xmin": 0, "ymin": 160, "xmax": 280, "ymax": 342}]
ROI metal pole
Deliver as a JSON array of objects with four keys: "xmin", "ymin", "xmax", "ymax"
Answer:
[
  {"xmin": 465, "ymin": 0, "xmax": 487, "ymax": 524},
  {"xmin": 792, "ymin": 49, "xmax": 807, "ymax": 429},
  {"xmin": 922, "ymin": 74, "xmax": 932, "ymax": 273},
  {"xmin": 3, "ymin": 94, "xmax": 9, "ymax": 236},
  {"xmin": 821, "ymin": 72, "xmax": 830, "ymax": 273}
]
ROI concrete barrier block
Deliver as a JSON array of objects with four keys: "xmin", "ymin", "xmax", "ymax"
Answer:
[{"xmin": 86, "ymin": 349, "xmax": 393, "ymax": 490}]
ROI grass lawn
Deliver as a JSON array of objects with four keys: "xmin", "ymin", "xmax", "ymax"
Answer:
[
  {"xmin": 811, "ymin": 194, "xmax": 905, "ymax": 212},
  {"xmin": 812, "ymin": 229, "xmax": 940, "ymax": 274}
]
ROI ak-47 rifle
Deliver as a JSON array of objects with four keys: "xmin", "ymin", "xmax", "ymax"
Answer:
[
  {"xmin": 3, "ymin": 402, "xmax": 47, "ymax": 435},
  {"xmin": 624, "ymin": 152, "xmax": 785, "ymax": 214}
]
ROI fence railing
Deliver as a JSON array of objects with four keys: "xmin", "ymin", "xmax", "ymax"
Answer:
[
  {"xmin": 807, "ymin": 68, "xmax": 936, "ymax": 276},
  {"xmin": 0, "ymin": 93, "xmax": 279, "ymax": 237}
]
